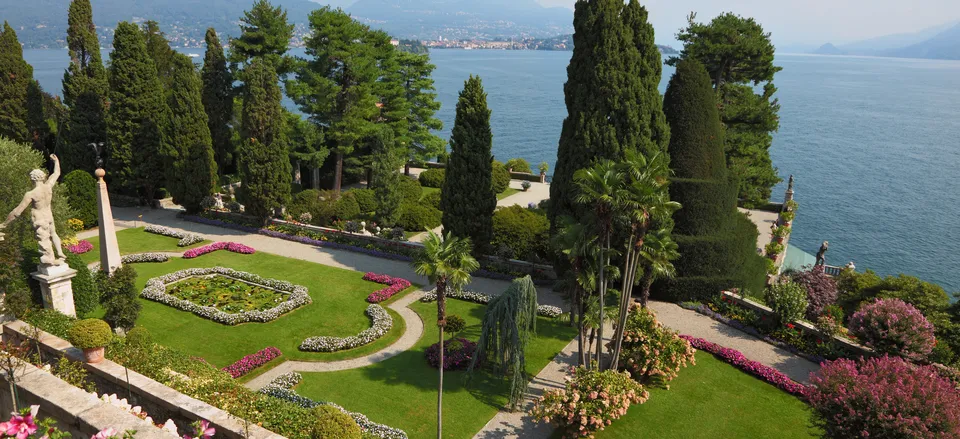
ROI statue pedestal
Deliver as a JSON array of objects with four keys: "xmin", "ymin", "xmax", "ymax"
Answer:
[{"xmin": 30, "ymin": 264, "xmax": 77, "ymax": 317}]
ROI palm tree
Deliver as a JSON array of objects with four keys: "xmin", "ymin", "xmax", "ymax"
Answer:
[
  {"xmin": 552, "ymin": 216, "xmax": 597, "ymax": 368},
  {"xmin": 412, "ymin": 231, "xmax": 479, "ymax": 439},
  {"xmin": 636, "ymin": 228, "xmax": 680, "ymax": 306}
]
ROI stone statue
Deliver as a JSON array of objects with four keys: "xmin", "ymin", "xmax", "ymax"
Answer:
[
  {"xmin": 815, "ymin": 240, "xmax": 829, "ymax": 266},
  {"xmin": 0, "ymin": 154, "xmax": 67, "ymax": 266}
]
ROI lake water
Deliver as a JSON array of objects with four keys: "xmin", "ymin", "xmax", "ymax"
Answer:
[{"xmin": 22, "ymin": 48, "xmax": 960, "ymax": 293}]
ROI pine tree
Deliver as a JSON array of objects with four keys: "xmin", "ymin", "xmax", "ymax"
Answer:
[
  {"xmin": 0, "ymin": 22, "xmax": 33, "ymax": 144},
  {"xmin": 106, "ymin": 21, "xmax": 170, "ymax": 199},
  {"xmin": 61, "ymin": 0, "xmax": 109, "ymax": 174},
  {"xmin": 201, "ymin": 28, "xmax": 235, "ymax": 176},
  {"xmin": 661, "ymin": 59, "xmax": 766, "ymax": 300},
  {"xmin": 238, "ymin": 58, "xmax": 290, "ymax": 219},
  {"xmin": 549, "ymin": 0, "xmax": 669, "ymax": 230},
  {"xmin": 166, "ymin": 53, "xmax": 217, "ymax": 213},
  {"xmin": 396, "ymin": 51, "xmax": 445, "ymax": 161},
  {"xmin": 440, "ymin": 75, "xmax": 496, "ymax": 253},
  {"xmin": 230, "ymin": 0, "xmax": 294, "ymax": 74},
  {"xmin": 369, "ymin": 127, "xmax": 404, "ymax": 225}
]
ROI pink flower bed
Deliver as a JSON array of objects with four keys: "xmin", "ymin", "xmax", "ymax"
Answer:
[
  {"xmin": 363, "ymin": 272, "xmax": 411, "ymax": 303},
  {"xmin": 182, "ymin": 242, "xmax": 256, "ymax": 259},
  {"xmin": 66, "ymin": 240, "xmax": 94, "ymax": 254},
  {"xmin": 680, "ymin": 335, "xmax": 809, "ymax": 397},
  {"xmin": 222, "ymin": 346, "xmax": 281, "ymax": 378}
]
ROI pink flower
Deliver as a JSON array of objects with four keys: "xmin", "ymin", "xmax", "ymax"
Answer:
[
  {"xmin": 91, "ymin": 427, "xmax": 117, "ymax": 439},
  {"xmin": 1, "ymin": 407, "xmax": 38, "ymax": 439},
  {"xmin": 196, "ymin": 420, "xmax": 215, "ymax": 439}
]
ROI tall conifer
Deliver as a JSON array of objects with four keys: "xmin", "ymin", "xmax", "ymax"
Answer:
[
  {"xmin": 440, "ymin": 75, "xmax": 496, "ymax": 253},
  {"xmin": 201, "ymin": 28, "xmax": 235, "ymax": 175},
  {"xmin": 238, "ymin": 58, "xmax": 290, "ymax": 219},
  {"xmin": 230, "ymin": 0, "xmax": 294, "ymax": 74},
  {"xmin": 166, "ymin": 54, "xmax": 217, "ymax": 213},
  {"xmin": 62, "ymin": 0, "xmax": 109, "ymax": 174},
  {"xmin": 0, "ymin": 22, "xmax": 33, "ymax": 144}
]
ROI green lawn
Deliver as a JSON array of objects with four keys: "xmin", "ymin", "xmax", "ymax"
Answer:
[
  {"xmin": 497, "ymin": 187, "xmax": 520, "ymax": 200},
  {"xmin": 589, "ymin": 351, "xmax": 819, "ymax": 439},
  {"xmin": 114, "ymin": 251, "xmax": 414, "ymax": 368},
  {"xmin": 78, "ymin": 227, "xmax": 209, "ymax": 264},
  {"xmin": 295, "ymin": 300, "xmax": 578, "ymax": 439}
]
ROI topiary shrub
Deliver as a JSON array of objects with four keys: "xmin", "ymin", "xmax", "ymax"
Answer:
[
  {"xmin": 423, "ymin": 190, "xmax": 443, "ymax": 210},
  {"xmin": 66, "ymin": 253, "xmax": 99, "ymax": 318},
  {"xmin": 334, "ymin": 192, "xmax": 361, "ymax": 220},
  {"xmin": 350, "ymin": 188, "xmax": 377, "ymax": 213},
  {"xmin": 97, "ymin": 265, "xmax": 141, "ymax": 330},
  {"xmin": 398, "ymin": 177, "xmax": 422, "ymax": 202},
  {"xmin": 62, "ymin": 170, "xmax": 98, "ymax": 228},
  {"xmin": 396, "ymin": 202, "xmax": 441, "ymax": 232},
  {"xmin": 505, "ymin": 158, "xmax": 531, "ymax": 173},
  {"xmin": 848, "ymin": 298, "xmax": 936, "ymax": 361},
  {"xmin": 532, "ymin": 366, "xmax": 649, "ymax": 438},
  {"xmin": 67, "ymin": 318, "xmax": 112, "ymax": 349},
  {"xmin": 491, "ymin": 205, "xmax": 549, "ymax": 261},
  {"xmin": 808, "ymin": 355, "xmax": 960, "ymax": 439},
  {"xmin": 125, "ymin": 326, "xmax": 153, "ymax": 350},
  {"xmin": 491, "ymin": 161, "xmax": 510, "ymax": 193},
  {"xmin": 764, "ymin": 282, "xmax": 808, "ymax": 325},
  {"xmin": 418, "ymin": 169, "xmax": 445, "ymax": 188},
  {"xmin": 311, "ymin": 405, "xmax": 361, "ymax": 439},
  {"xmin": 791, "ymin": 266, "xmax": 839, "ymax": 319},
  {"xmin": 613, "ymin": 304, "xmax": 697, "ymax": 386},
  {"xmin": 443, "ymin": 314, "xmax": 466, "ymax": 334}
]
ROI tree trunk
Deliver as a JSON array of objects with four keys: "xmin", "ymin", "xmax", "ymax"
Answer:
[
  {"xmin": 610, "ymin": 246, "xmax": 638, "ymax": 371},
  {"xmin": 8, "ymin": 379, "xmax": 16, "ymax": 411},
  {"xmin": 595, "ymin": 232, "xmax": 610, "ymax": 370},
  {"xmin": 366, "ymin": 168, "xmax": 373, "ymax": 189},
  {"xmin": 334, "ymin": 151, "xmax": 343, "ymax": 195},
  {"xmin": 587, "ymin": 327, "xmax": 597, "ymax": 362},
  {"xmin": 437, "ymin": 324, "xmax": 444, "ymax": 439},
  {"xmin": 639, "ymin": 271, "xmax": 654, "ymax": 308},
  {"xmin": 311, "ymin": 167, "xmax": 320, "ymax": 190},
  {"xmin": 294, "ymin": 160, "xmax": 301, "ymax": 185},
  {"xmin": 576, "ymin": 286, "xmax": 586, "ymax": 367}
]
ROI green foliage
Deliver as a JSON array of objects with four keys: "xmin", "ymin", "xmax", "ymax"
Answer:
[
  {"xmin": 505, "ymin": 158, "xmax": 531, "ymax": 173},
  {"xmin": 369, "ymin": 129, "xmax": 405, "ymax": 226},
  {"xmin": 491, "ymin": 205, "xmax": 550, "ymax": 261},
  {"xmin": 285, "ymin": 110, "xmax": 328, "ymax": 187},
  {"xmin": 418, "ymin": 169, "xmax": 445, "ymax": 188},
  {"xmin": 66, "ymin": 252, "xmax": 99, "ymax": 318},
  {"xmin": 67, "ymin": 318, "xmax": 112, "ymax": 349},
  {"xmin": 397, "ymin": 177, "xmax": 423, "ymax": 202},
  {"xmin": 61, "ymin": 0, "xmax": 108, "ymax": 109},
  {"xmin": 165, "ymin": 53, "xmax": 217, "ymax": 213},
  {"xmin": 311, "ymin": 405, "xmax": 361, "ymax": 439},
  {"xmin": 53, "ymin": 356, "xmax": 95, "ymax": 392},
  {"xmin": 423, "ymin": 190, "xmax": 442, "ymax": 210},
  {"xmin": 62, "ymin": 170, "xmax": 97, "ymax": 227},
  {"xmin": 491, "ymin": 161, "xmax": 511, "ymax": 194},
  {"xmin": 62, "ymin": 91, "xmax": 106, "ymax": 175},
  {"xmin": 395, "ymin": 51, "xmax": 445, "ymax": 161},
  {"xmin": 0, "ymin": 22, "xmax": 33, "ymax": 143},
  {"xmin": 397, "ymin": 202, "xmax": 441, "ymax": 232},
  {"xmin": 443, "ymin": 314, "xmax": 466, "ymax": 334},
  {"xmin": 22, "ymin": 309, "xmax": 76, "ymax": 339},
  {"xmin": 97, "ymin": 265, "xmax": 141, "ymax": 329},
  {"xmin": 663, "ymin": 60, "xmax": 726, "ymax": 180},
  {"xmin": 349, "ymin": 188, "xmax": 377, "ymax": 213},
  {"xmin": 334, "ymin": 192, "xmax": 361, "ymax": 220},
  {"xmin": 201, "ymin": 28, "xmax": 235, "ymax": 175},
  {"xmin": 230, "ymin": 0, "xmax": 294, "ymax": 74},
  {"xmin": 125, "ymin": 326, "xmax": 153, "ymax": 350},
  {"xmin": 287, "ymin": 189, "xmax": 337, "ymax": 226},
  {"xmin": 238, "ymin": 58, "xmax": 291, "ymax": 219},
  {"xmin": 765, "ymin": 282, "xmax": 809, "ymax": 325}
]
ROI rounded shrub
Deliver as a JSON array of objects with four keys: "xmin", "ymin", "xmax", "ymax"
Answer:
[
  {"xmin": 125, "ymin": 326, "xmax": 152, "ymax": 350},
  {"xmin": 504, "ymin": 158, "xmax": 531, "ymax": 173},
  {"xmin": 764, "ymin": 282, "xmax": 808, "ymax": 325},
  {"xmin": 808, "ymin": 355, "xmax": 960, "ymax": 439},
  {"xmin": 350, "ymin": 188, "xmax": 377, "ymax": 213},
  {"xmin": 62, "ymin": 170, "xmax": 98, "ymax": 228},
  {"xmin": 418, "ymin": 169, "xmax": 445, "ymax": 188},
  {"xmin": 443, "ymin": 314, "xmax": 466, "ymax": 334},
  {"xmin": 334, "ymin": 193, "xmax": 361, "ymax": 220},
  {"xmin": 67, "ymin": 318, "xmax": 112, "ymax": 349},
  {"xmin": 396, "ymin": 202, "xmax": 441, "ymax": 232},
  {"xmin": 491, "ymin": 161, "xmax": 510, "ymax": 193},
  {"xmin": 310, "ymin": 405, "xmax": 361, "ymax": 439},
  {"xmin": 423, "ymin": 190, "xmax": 443, "ymax": 210},
  {"xmin": 491, "ymin": 205, "xmax": 549, "ymax": 261},
  {"xmin": 791, "ymin": 266, "xmax": 839, "ymax": 319},
  {"xmin": 398, "ymin": 177, "xmax": 423, "ymax": 202},
  {"xmin": 425, "ymin": 337, "xmax": 477, "ymax": 370},
  {"xmin": 848, "ymin": 298, "xmax": 935, "ymax": 361}
]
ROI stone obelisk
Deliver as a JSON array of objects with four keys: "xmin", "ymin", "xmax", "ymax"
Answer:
[{"xmin": 96, "ymin": 168, "xmax": 122, "ymax": 275}]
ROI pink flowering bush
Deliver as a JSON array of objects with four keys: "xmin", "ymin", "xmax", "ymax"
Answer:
[
  {"xmin": 182, "ymin": 242, "xmax": 256, "ymax": 259},
  {"xmin": 425, "ymin": 337, "xmax": 477, "ymax": 370},
  {"xmin": 66, "ymin": 240, "xmax": 94, "ymax": 254},
  {"xmin": 681, "ymin": 335, "xmax": 808, "ymax": 397},
  {"xmin": 808, "ymin": 355, "xmax": 960, "ymax": 438},
  {"xmin": 531, "ymin": 366, "xmax": 649, "ymax": 438},
  {"xmin": 362, "ymin": 272, "xmax": 411, "ymax": 303},
  {"xmin": 613, "ymin": 304, "xmax": 696, "ymax": 387},
  {"xmin": 848, "ymin": 298, "xmax": 935, "ymax": 361},
  {"xmin": 791, "ymin": 266, "xmax": 838, "ymax": 319},
  {"xmin": 222, "ymin": 346, "xmax": 281, "ymax": 378}
]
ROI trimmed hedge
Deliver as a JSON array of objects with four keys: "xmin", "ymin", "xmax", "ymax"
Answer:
[
  {"xmin": 671, "ymin": 214, "xmax": 761, "ymax": 278},
  {"xmin": 67, "ymin": 318, "xmax": 112, "ymax": 349},
  {"xmin": 398, "ymin": 177, "xmax": 423, "ymax": 202},
  {"xmin": 669, "ymin": 176, "xmax": 738, "ymax": 236},
  {"xmin": 491, "ymin": 205, "xmax": 550, "ymax": 261},
  {"xmin": 287, "ymin": 190, "xmax": 337, "ymax": 226},
  {"xmin": 397, "ymin": 202, "xmax": 442, "ymax": 232},
  {"xmin": 62, "ymin": 170, "xmax": 98, "ymax": 228},
  {"xmin": 505, "ymin": 158, "xmax": 531, "ymax": 173},
  {"xmin": 349, "ymin": 188, "xmax": 377, "ymax": 213},
  {"xmin": 491, "ymin": 161, "xmax": 510, "ymax": 193},
  {"xmin": 334, "ymin": 192, "xmax": 361, "ymax": 220},
  {"xmin": 310, "ymin": 405, "xmax": 361, "ymax": 439},
  {"xmin": 423, "ymin": 190, "xmax": 443, "ymax": 210},
  {"xmin": 66, "ymin": 252, "xmax": 100, "ymax": 318},
  {"xmin": 418, "ymin": 169, "xmax": 445, "ymax": 188}
]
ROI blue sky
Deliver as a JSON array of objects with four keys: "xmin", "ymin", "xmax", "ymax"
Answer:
[{"xmin": 536, "ymin": 0, "xmax": 960, "ymax": 46}]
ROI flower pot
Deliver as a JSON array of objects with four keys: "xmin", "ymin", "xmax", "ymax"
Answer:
[
  {"xmin": 775, "ymin": 236, "xmax": 785, "ymax": 244},
  {"xmin": 82, "ymin": 347, "xmax": 105, "ymax": 364}
]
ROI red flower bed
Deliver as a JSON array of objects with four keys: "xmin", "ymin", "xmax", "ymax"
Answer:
[
  {"xmin": 222, "ymin": 346, "xmax": 281, "ymax": 378},
  {"xmin": 183, "ymin": 242, "xmax": 256, "ymax": 259},
  {"xmin": 363, "ymin": 272, "xmax": 411, "ymax": 303},
  {"xmin": 66, "ymin": 240, "xmax": 94, "ymax": 254},
  {"xmin": 425, "ymin": 338, "xmax": 477, "ymax": 370},
  {"xmin": 680, "ymin": 335, "xmax": 808, "ymax": 397}
]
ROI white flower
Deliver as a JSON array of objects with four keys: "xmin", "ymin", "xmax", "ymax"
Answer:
[
  {"xmin": 420, "ymin": 289, "xmax": 562, "ymax": 318},
  {"xmin": 300, "ymin": 305, "xmax": 392, "ymax": 352}
]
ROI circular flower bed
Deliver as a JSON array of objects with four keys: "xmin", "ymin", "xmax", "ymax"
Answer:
[{"xmin": 425, "ymin": 337, "xmax": 478, "ymax": 371}]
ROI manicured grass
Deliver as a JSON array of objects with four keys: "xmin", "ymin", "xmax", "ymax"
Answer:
[
  {"xmin": 122, "ymin": 251, "xmax": 415, "ymax": 368},
  {"xmin": 295, "ymin": 300, "xmax": 577, "ymax": 439},
  {"xmin": 497, "ymin": 187, "xmax": 520, "ymax": 200},
  {"xmin": 589, "ymin": 351, "xmax": 819, "ymax": 439},
  {"xmin": 78, "ymin": 227, "xmax": 209, "ymax": 264}
]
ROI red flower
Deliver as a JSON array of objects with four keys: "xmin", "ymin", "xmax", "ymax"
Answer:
[{"xmin": 786, "ymin": 323, "xmax": 795, "ymax": 329}]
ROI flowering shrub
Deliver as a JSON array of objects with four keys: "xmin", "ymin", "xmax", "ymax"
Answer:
[
  {"xmin": 143, "ymin": 224, "xmax": 204, "ymax": 246},
  {"xmin": 764, "ymin": 282, "xmax": 808, "ymax": 325},
  {"xmin": 614, "ymin": 304, "xmax": 696, "ymax": 386},
  {"xmin": 300, "ymin": 305, "xmax": 393, "ymax": 352},
  {"xmin": 140, "ymin": 267, "xmax": 311, "ymax": 324},
  {"xmin": 67, "ymin": 218, "xmax": 85, "ymax": 231},
  {"xmin": 421, "ymin": 289, "xmax": 562, "ymax": 318},
  {"xmin": 222, "ymin": 346, "xmax": 282, "ymax": 378},
  {"xmin": 260, "ymin": 372, "xmax": 408, "ymax": 439},
  {"xmin": 66, "ymin": 240, "xmax": 94, "ymax": 254},
  {"xmin": 531, "ymin": 366, "xmax": 649, "ymax": 438},
  {"xmin": 680, "ymin": 335, "xmax": 808, "ymax": 397},
  {"xmin": 362, "ymin": 273, "xmax": 412, "ymax": 303},
  {"xmin": 808, "ymin": 355, "xmax": 960, "ymax": 438},
  {"xmin": 848, "ymin": 298, "xmax": 936, "ymax": 361},
  {"xmin": 425, "ymin": 338, "xmax": 477, "ymax": 370},
  {"xmin": 791, "ymin": 266, "xmax": 839, "ymax": 319},
  {"xmin": 182, "ymin": 242, "xmax": 256, "ymax": 259}
]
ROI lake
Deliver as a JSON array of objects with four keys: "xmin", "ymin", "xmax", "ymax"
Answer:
[{"xmin": 22, "ymin": 48, "xmax": 960, "ymax": 293}]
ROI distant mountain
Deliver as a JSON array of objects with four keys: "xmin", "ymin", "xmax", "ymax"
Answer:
[
  {"xmin": 811, "ymin": 20, "xmax": 960, "ymax": 60},
  {"xmin": 839, "ymin": 21, "xmax": 958, "ymax": 54},
  {"xmin": 812, "ymin": 43, "xmax": 846, "ymax": 56},
  {"xmin": 882, "ymin": 23, "xmax": 960, "ymax": 60}
]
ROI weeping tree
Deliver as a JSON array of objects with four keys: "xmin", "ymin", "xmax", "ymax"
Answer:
[{"xmin": 466, "ymin": 275, "xmax": 539, "ymax": 409}]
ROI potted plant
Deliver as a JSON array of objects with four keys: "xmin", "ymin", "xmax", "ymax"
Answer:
[
  {"xmin": 67, "ymin": 319, "xmax": 113, "ymax": 364},
  {"xmin": 772, "ymin": 225, "xmax": 790, "ymax": 243},
  {"xmin": 521, "ymin": 181, "xmax": 531, "ymax": 192},
  {"xmin": 784, "ymin": 199, "xmax": 799, "ymax": 211},
  {"xmin": 538, "ymin": 162, "xmax": 549, "ymax": 183},
  {"xmin": 779, "ymin": 210, "xmax": 795, "ymax": 226},
  {"xmin": 765, "ymin": 242, "xmax": 785, "ymax": 260}
]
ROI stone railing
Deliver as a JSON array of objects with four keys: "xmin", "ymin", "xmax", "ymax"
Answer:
[
  {"xmin": 2, "ymin": 321, "xmax": 286, "ymax": 439},
  {"xmin": 406, "ymin": 162, "xmax": 547, "ymax": 182}
]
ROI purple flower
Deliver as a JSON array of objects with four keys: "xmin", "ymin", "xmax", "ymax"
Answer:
[
  {"xmin": 680, "ymin": 335, "xmax": 809, "ymax": 397},
  {"xmin": 848, "ymin": 298, "xmax": 935, "ymax": 361},
  {"xmin": 222, "ymin": 346, "xmax": 282, "ymax": 378},
  {"xmin": 66, "ymin": 240, "xmax": 94, "ymax": 254}
]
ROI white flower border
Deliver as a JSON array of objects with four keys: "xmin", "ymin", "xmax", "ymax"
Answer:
[
  {"xmin": 299, "ymin": 304, "xmax": 392, "ymax": 352},
  {"xmin": 90, "ymin": 252, "xmax": 170, "ymax": 271},
  {"xmin": 144, "ymin": 224, "xmax": 205, "ymax": 246},
  {"xmin": 420, "ymin": 289, "xmax": 563, "ymax": 318},
  {"xmin": 140, "ymin": 267, "xmax": 311, "ymax": 325},
  {"xmin": 260, "ymin": 372, "xmax": 408, "ymax": 439}
]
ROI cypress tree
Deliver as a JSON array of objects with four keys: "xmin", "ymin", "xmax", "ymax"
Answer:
[
  {"xmin": 0, "ymin": 22, "xmax": 33, "ymax": 144},
  {"xmin": 440, "ymin": 75, "xmax": 496, "ymax": 253},
  {"xmin": 166, "ymin": 53, "xmax": 217, "ymax": 213},
  {"xmin": 238, "ymin": 58, "xmax": 290, "ymax": 219},
  {"xmin": 61, "ymin": 0, "xmax": 109, "ymax": 174},
  {"xmin": 201, "ymin": 28, "xmax": 235, "ymax": 176},
  {"xmin": 661, "ymin": 59, "xmax": 766, "ymax": 300},
  {"xmin": 106, "ymin": 21, "xmax": 170, "ymax": 199}
]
